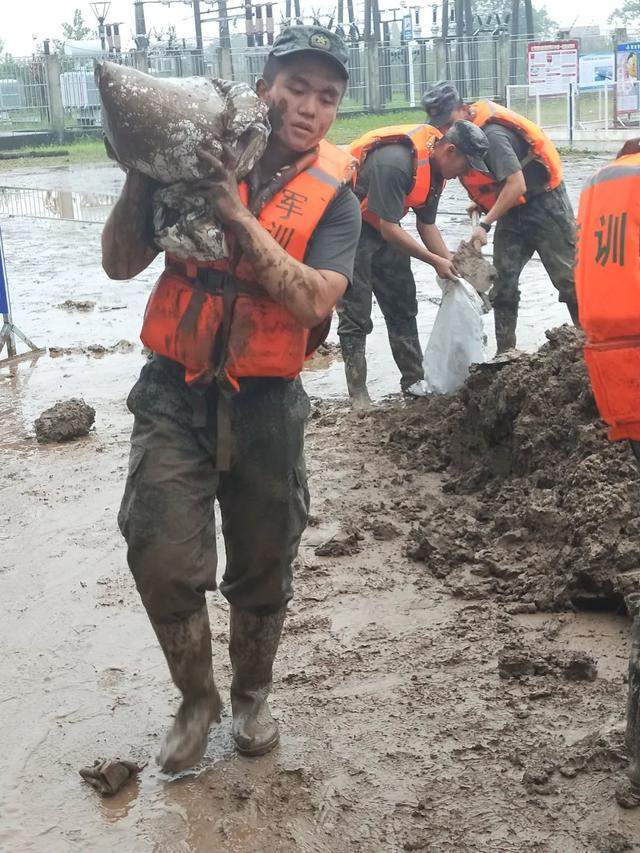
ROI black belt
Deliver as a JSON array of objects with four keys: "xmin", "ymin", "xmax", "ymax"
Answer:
[{"xmin": 165, "ymin": 258, "xmax": 265, "ymax": 299}]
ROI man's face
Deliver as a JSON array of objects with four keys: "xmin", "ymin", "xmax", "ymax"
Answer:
[
  {"xmin": 438, "ymin": 104, "xmax": 471, "ymax": 133},
  {"xmin": 434, "ymin": 142, "xmax": 470, "ymax": 179},
  {"xmin": 257, "ymin": 55, "xmax": 346, "ymax": 152}
]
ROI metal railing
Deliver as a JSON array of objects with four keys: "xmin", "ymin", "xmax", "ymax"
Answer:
[
  {"xmin": 0, "ymin": 186, "xmax": 118, "ymax": 221},
  {"xmin": 0, "ymin": 56, "xmax": 50, "ymax": 132},
  {"xmin": 506, "ymin": 81, "xmax": 640, "ymax": 135},
  {"xmin": 2, "ymin": 37, "xmax": 638, "ymax": 138}
]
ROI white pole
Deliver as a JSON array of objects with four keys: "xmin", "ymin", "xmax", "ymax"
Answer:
[
  {"xmin": 535, "ymin": 92, "xmax": 541, "ymax": 126},
  {"xmin": 604, "ymin": 82, "xmax": 609, "ymax": 131},
  {"xmin": 408, "ymin": 41, "xmax": 416, "ymax": 107}
]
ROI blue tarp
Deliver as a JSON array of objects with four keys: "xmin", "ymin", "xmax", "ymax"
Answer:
[{"xmin": 0, "ymin": 227, "xmax": 9, "ymax": 315}]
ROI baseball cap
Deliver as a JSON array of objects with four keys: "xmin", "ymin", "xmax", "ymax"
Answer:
[
  {"xmin": 443, "ymin": 120, "xmax": 490, "ymax": 173},
  {"xmin": 269, "ymin": 25, "xmax": 349, "ymax": 80},
  {"xmin": 422, "ymin": 81, "xmax": 463, "ymax": 128}
]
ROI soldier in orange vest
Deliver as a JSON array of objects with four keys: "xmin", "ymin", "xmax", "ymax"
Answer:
[
  {"xmin": 576, "ymin": 137, "xmax": 640, "ymax": 463},
  {"xmin": 338, "ymin": 119, "xmax": 490, "ymax": 407},
  {"xmin": 423, "ymin": 82, "xmax": 580, "ymax": 354},
  {"xmin": 576, "ymin": 138, "xmax": 640, "ymax": 807},
  {"xmin": 101, "ymin": 27, "xmax": 361, "ymax": 772}
]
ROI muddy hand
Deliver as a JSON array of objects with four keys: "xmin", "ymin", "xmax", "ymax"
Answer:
[
  {"xmin": 195, "ymin": 146, "xmax": 242, "ymax": 223},
  {"xmin": 471, "ymin": 225, "xmax": 488, "ymax": 251},
  {"xmin": 433, "ymin": 256, "xmax": 460, "ymax": 281}
]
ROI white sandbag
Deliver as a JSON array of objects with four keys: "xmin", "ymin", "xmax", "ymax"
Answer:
[{"xmin": 423, "ymin": 277, "xmax": 488, "ymax": 394}]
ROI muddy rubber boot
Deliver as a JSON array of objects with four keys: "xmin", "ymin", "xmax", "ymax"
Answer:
[
  {"xmin": 340, "ymin": 337, "xmax": 372, "ymax": 410},
  {"xmin": 565, "ymin": 296, "xmax": 581, "ymax": 328},
  {"xmin": 388, "ymin": 334, "xmax": 424, "ymax": 393},
  {"xmin": 229, "ymin": 606, "xmax": 286, "ymax": 756},
  {"xmin": 493, "ymin": 307, "xmax": 518, "ymax": 355},
  {"xmin": 616, "ymin": 593, "xmax": 640, "ymax": 808},
  {"xmin": 151, "ymin": 605, "xmax": 222, "ymax": 773}
]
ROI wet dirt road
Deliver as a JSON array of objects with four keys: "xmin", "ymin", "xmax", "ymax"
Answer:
[
  {"xmin": 2, "ymin": 391, "xmax": 639, "ymax": 852},
  {"xmin": 3, "ymin": 154, "xmax": 640, "ymax": 852}
]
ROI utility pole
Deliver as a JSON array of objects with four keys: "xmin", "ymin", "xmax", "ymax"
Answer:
[
  {"xmin": 193, "ymin": 0, "xmax": 204, "ymax": 50},
  {"xmin": 463, "ymin": 0, "xmax": 477, "ymax": 96},
  {"xmin": 372, "ymin": 0, "xmax": 381, "ymax": 42},
  {"xmin": 134, "ymin": 0, "xmax": 147, "ymax": 42},
  {"xmin": 441, "ymin": 0, "xmax": 451, "ymax": 80},
  {"xmin": 346, "ymin": 0, "xmax": 355, "ymax": 31},
  {"xmin": 523, "ymin": 0, "xmax": 534, "ymax": 42},
  {"xmin": 509, "ymin": 0, "xmax": 520, "ymax": 85},
  {"xmin": 255, "ymin": 4, "xmax": 264, "ymax": 45},
  {"xmin": 266, "ymin": 4, "xmax": 274, "ymax": 45},
  {"xmin": 245, "ymin": 0, "xmax": 255, "ymax": 46},
  {"xmin": 455, "ymin": 0, "xmax": 464, "ymax": 96},
  {"xmin": 90, "ymin": 2, "xmax": 111, "ymax": 53},
  {"xmin": 218, "ymin": 0, "xmax": 232, "ymax": 50}
]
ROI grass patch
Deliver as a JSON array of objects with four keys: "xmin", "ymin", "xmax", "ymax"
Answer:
[
  {"xmin": 328, "ymin": 108, "xmax": 426, "ymax": 144},
  {"xmin": 0, "ymin": 110, "xmax": 601, "ymax": 175},
  {"xmin": 0, "ymin": 136, "xmax": 107, "ymax": 172}
]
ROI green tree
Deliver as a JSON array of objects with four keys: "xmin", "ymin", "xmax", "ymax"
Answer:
[
  {"xmin": 61, "ymin": 9, "xmax": 94, "ymax": 41},
  {"xmin": 609, "ymin": 0, "xmax": 640, "ymax": 23}
]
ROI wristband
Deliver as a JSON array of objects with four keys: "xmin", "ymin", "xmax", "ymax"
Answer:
[{"xmin": 479, "ymin": 220, "xmax": 492, "ymax": 233}]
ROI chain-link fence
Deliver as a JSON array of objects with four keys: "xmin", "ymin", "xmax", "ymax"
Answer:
[
  {"xmin": 0, "ymin": 56, "xmax": 50, "ymax": 132},
  {"xmin": 2, "ymin": 38, "xmax": 638, "ymax": 139}
]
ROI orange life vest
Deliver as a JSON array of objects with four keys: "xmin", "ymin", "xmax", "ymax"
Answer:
[
  {"xmin": 140, "ymin": 139, "xmax": 356, "ymax": 388},
  {"xmin": 576, "ymin": 152, "xmax": 640, "ymax": 441},
  {"xmin": 349, "ymin": 124, "xmax": 442, "ymax": 228},
  {"xmin": 461, "ymin": 100, "xmax": 563, "ymax": 212}
]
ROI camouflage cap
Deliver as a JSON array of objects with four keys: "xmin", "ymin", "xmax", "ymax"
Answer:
[
  {"xmin": 443, "ymin": 120, "xmax": 490, "ymax": 173},
  {"xmin": 270, "ymin": 25, "xmax": 349, "ymax": 79},
  {"xmin": 422, "ymin": 81, "xmax": 463, "ymax": 128}
]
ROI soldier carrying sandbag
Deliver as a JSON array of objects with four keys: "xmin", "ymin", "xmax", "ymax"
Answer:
[{"xmin": 101, "ymin": 26, "xmax": 361, "ymax": 772}]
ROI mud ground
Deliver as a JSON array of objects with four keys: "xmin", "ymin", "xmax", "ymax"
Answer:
[
  {"xmin": 2, "ymin": 153, "xmax": 640, "ymax": 851},
  {"xmin": 2, "ymin": 383, "xmax": 640, "ymax": 852}
]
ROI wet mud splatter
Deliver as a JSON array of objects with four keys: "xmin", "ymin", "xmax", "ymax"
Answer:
[{"xmin": 33, "ymin": 397, "xmax": 95, "ymax": 443}]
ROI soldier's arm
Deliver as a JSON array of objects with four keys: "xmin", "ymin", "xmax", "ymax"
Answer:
[
  {"xmin": 196, "ymin": 149, "xmax": 350, "ymax": 327},
  {"xmin": 416, "ymin": 221, "xmax": 453, "ymax": 261},
  {"xmin": 229, "ymin": 211, "xmax": 349, "ymax": 327},
  {"xmin": 379, "ymin": 218, "xmax": 458, "ymax": 281},
  {"xmin": 102, "ymin": 171, "xmax": 159, "ymax": 280},
  {"xmin": 482, "ymin": 170, "xmax": 527, "ymax": 226},
  {"xmin": 470, "ymin": 171, "xmax": 526, "ymax": 247}
]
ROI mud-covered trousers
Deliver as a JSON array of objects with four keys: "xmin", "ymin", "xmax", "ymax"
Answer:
[
  {"xmin": 118, "ymin": 355, "xmax": 310, "ymax": 624},
  {"xmin": 336, "ymin": 221, "xmax": 424, "ymax": 390},
  {"xmin": 491, "ymin": 183, "xmax": 578, "ymax": 318}
]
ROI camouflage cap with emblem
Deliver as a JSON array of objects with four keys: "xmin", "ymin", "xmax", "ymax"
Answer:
[
  {"xmin": 269, "ymin": 25, "xmax": 350, "ymax": 80},
  {"xmin": 443, "ymin": 120, "xmax": 490, "ymax": 173}
]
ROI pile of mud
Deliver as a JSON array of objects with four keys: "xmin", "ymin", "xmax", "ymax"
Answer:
[
  {"xmin": 34, "ymin": 398, "xmax": 95, "ymax": 443},
  {"xmin": 379, "ymin": 326, "xmax": 640, "ymax": 611}
]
